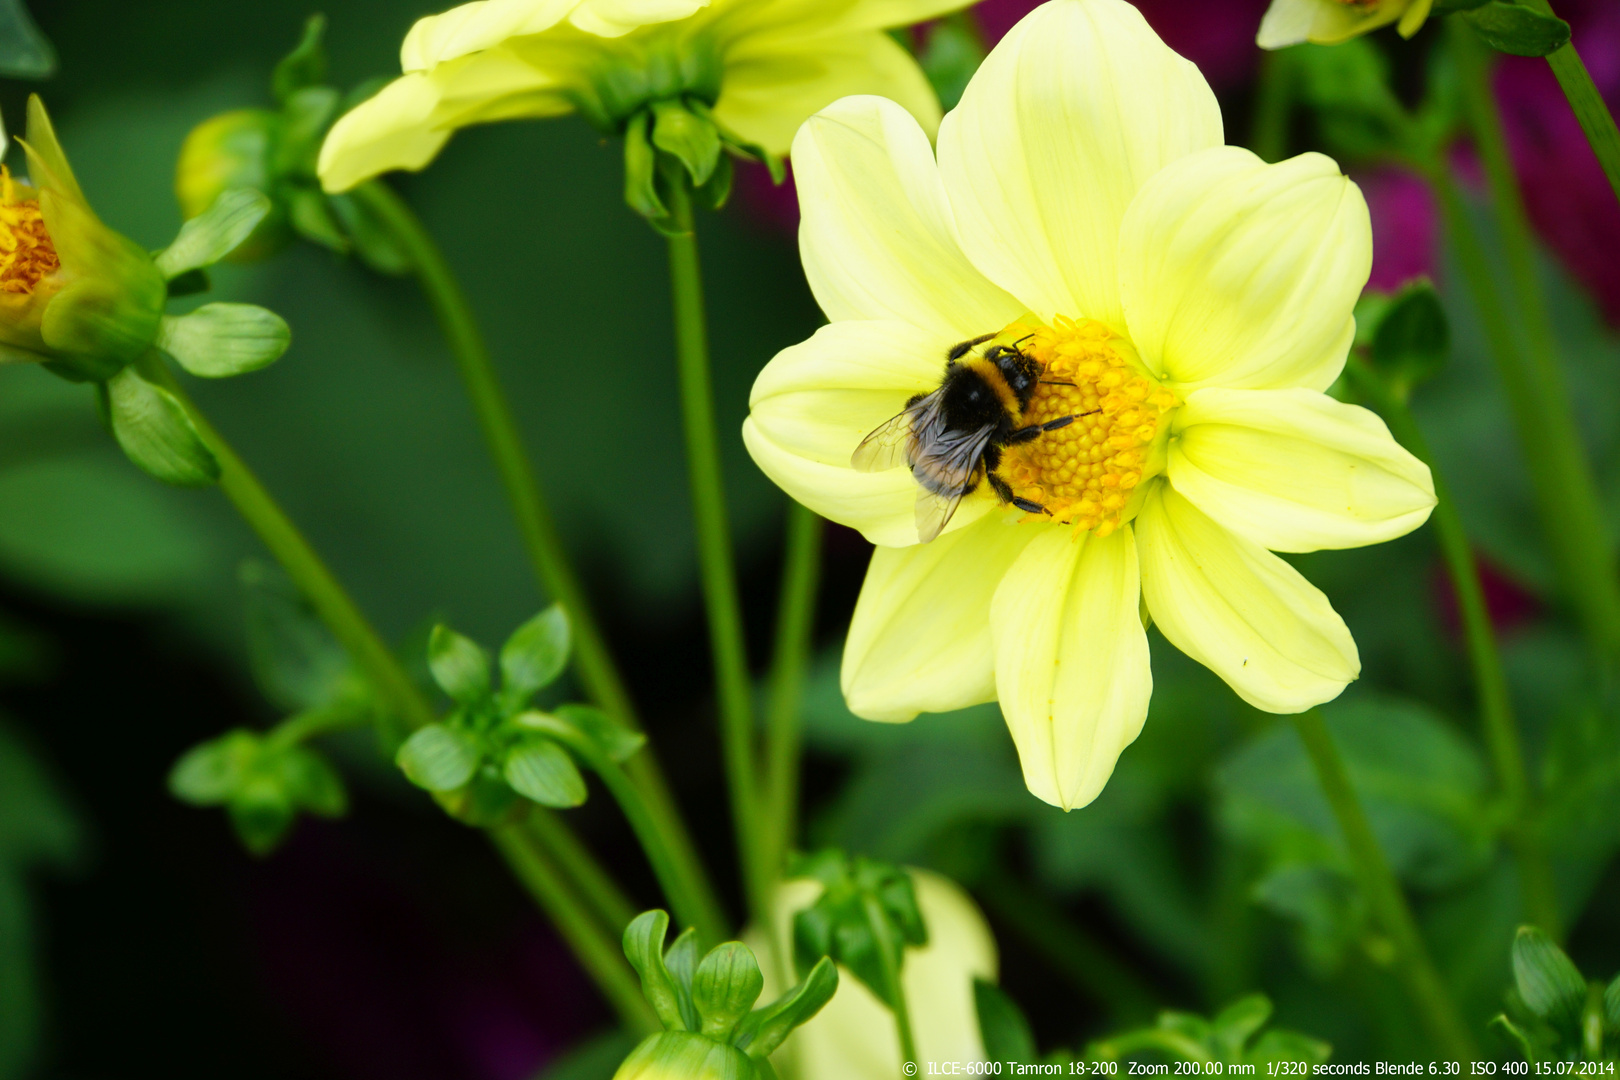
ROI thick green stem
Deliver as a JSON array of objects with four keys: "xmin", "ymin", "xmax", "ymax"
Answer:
[
  {"xmin": 1523, "ymin": 0, "xmax": 1620, "ymax": 209},
  {"xmin": 863, "ymin": 893, "xmax": 919, "ymax": 1075},
  {"xmin": 349, "ymin": 180, "xmax": 723, "ymax": 939},
  {"xmin": 1345, "ymin": 360, "xmax": 1561, "ymax": 938},
  {"xmin": 1290, "ymin": 710, "xmax": 1477, "ymax": 1061},
  {"xmin": 762, "ymin": 502, "xmax": 822, "ymax": 879},
  {"xmin": 525, "ymin": 713, "xmax": 727, "ymax": 947},
  {"xmin": 1250, "ymin": 49, "xmax": 1297, "ymax": 164},
  {"xmin": 141, "ymin": 358, "xmax": 652, "ymax": 1018},
  {"xmin": 663, "ymin": 170, "xmax": 767, "ymax": 928},
  {"xmin": 1447, "ymin": 22, "xmax": 1620, "ymax": 661},
  {"xmin": 492, "ymin": 825, "xmax": 659, "ymax": 1034}
]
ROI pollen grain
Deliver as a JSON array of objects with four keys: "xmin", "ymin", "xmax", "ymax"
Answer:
[{"xmin": 996, "ymin": 316, "xmax": 1175, "ymax": 538}]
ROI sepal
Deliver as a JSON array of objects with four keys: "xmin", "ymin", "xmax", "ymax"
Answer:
[
  {"xmin": 156, "ymin": 303, "xmax": 291, "ymax": 377},
  {"xmin": 169, "ymin": 727, "xmax": 349, "ymax": 855},
  {"xmin": 625, "ymin": 111, "xmax": 671, "ymax": 224},
  {"xmin": 499, "ymin": 603, "xmax": 571, "ymax": 709},
  {"xmin": 1465, "ymin": 2, "xmax": 1571, "ymax": 57},
  {"xmin": 396, "ymin": 722, "xmax": 481, "ymax": 791},
  {"xmin": 1512, "ymin": 926, "xmax": 1586, "ymax": 1036},
  {"xmin": 652, "ymin": 99, "xmax": 722, "ymax": 187},
  {"xmin": 272, "ymin": 14, "xmax": 328, "ymax": 105},
  {"xmin": 502, "ymin": 737, "xmax": 587, "ymax": 807},
  {"xmin": 428, "ymin": 624, "xmax": 493, "ymax": 704},
  {"xmin": 103, "ymin": 362, "xmax": 220, "ymax": 486},
  {"xmin": 156, "ymin": 188, "xmax": 273, "ymax": 279}
]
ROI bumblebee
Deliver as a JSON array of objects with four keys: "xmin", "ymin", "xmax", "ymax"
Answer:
[{"xmin": 852, "ymin": 332, "xmax": 1096, "ymax": 542}]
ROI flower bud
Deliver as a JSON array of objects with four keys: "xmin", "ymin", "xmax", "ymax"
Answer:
[
  {"xmin": 175, "ymin": 109, "xmax": 291, "ymax": 262},
  {"xmin": 613, "ymin": 1032, "xmax": 757, "ymax": 1080},
  {"xmin": 4, "ymin": 95, "xmax": 166, "ymax": 381}
]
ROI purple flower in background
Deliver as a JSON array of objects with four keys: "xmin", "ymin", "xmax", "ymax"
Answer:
[
  {"xmin": 1359, "ymin": 167, "xmax": 1439, "ymax": 290},
  {"xmin": 1497, "ymin": 0, "xmax": 1620, "ymax": 324}
]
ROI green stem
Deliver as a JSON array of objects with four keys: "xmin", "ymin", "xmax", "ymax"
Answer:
[
  {"xmin": 863, "ymin": 892, "xmax": 918, "ymax": 1075},
  {"xmin": 140, "ymin": 356, "xmax": 653, "ymax": 1018},
  {"xmin": 1524, "ymin": 0, "xmax": 1620, "ymax": 209},
  {"xmin": 140, "ymin": 354, "xmax": 436, "ymax": 732},
  {"xmin": 762, "ymin": 502, "xmax": 822, "ymax": 879},
  {"xmin": 525, "ymin": 808, "xmax": 638, "ymax": 934},
  {"xmin": 1250, "ymin": 49, "xmax": 1297, "ymax": 164},
  {"xmin": 492, "ymin": 825, "xmax": 659, "ymax": 1034},
  {"xmin": 1447, "ymin": 22, "xmax": 1620, "ymax": 661},
  {"xmin": 1345, "ymin": 359, "xmax": 1561, "ymax": 939},
  {"xmin": 524, "ymin": 713, "xmax": 727, "ymax": 947},
  {"xmin": 264, "ymin": 703, "xmax": 371, "ymax": 751},
  {"xmin": 350, "ymin": 180, "xmax": 723, "ymax": 940},
  {"xmin": 663, "ymin": 169, "xmax": 767, "ymax": 928},
  {"xmin": 975, "ymin": 876, "xmax": 1159, "ymax": 1024},
  {"xmin": 1290, "ymin": 710, "xmax": 1477, "ymax": 1061}
]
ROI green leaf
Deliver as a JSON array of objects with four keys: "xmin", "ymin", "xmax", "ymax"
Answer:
[
  {"xmin": 691, "ymin": 941, "xmax": 764, "ymax": 1041},
  {"xmin": 974, "ymin": 980, "xmax": 1037, "ymax": 1064},
  {"xmin": 500, "ymin": 604, "xmax": 570, "ymax": 707},
  {"xmin": 0, "ymin": 0, "xmax": 53, "ymax": 79},
  {"xmin": 153, "ymin": 188, "xmax": 273, "ymax": 279},
  {"xmin": 623, "ymin": 111, "xmax": 669, "ymax": 223},
  {"xmin": 1213, "ymin": 995, "xmax": 1273, "ymax": 1058},
  {"xmin": 1370, "ymin": 280, "xmax": 1449, "ymax": 389},
  {"xmin": 551, "ymin": 703, "xmax": 645, "ymax": 763},
  {"xmin": 156, "ymin": 304, "xmax": 291, "ymax": 378},
  {"xmin": 623, "ymin": 910, "xmax": 688, "ymax": 1032},
  {"xmin": 227, "ymin": 772, "xmax": 295, "ymax": 855},
  {"xmin": 1465, "ymin": 2, "xmax": 1571, "ymax": 57},
  {"xmin": 502, "ymin": 738, "xmax": 586, "ymax": 808},
  {"xmin": 427, "ymin": 625, "xmax": 491, "ymax": 704},
  {"xmin": 734, "ymin": 956, "xmax": 837, "ymax": 1060},
  {"xmin": 1606, "ymin": 973, "xmax": 1619, "ymax": 1031},
  {"xmin": 105, "ymin": 365, "xmax": 221, "ymax": 487},
  {"xmin": 168, "ymin": 730, "xmax": 257, "ymax": 805},
  {"xmin": 277, "ymin": 745, "xmax": 347, "ymax": 817},
  {"xmin": 395, "ymin": 723, "xmax": 480, "ymax": 792},
  {"xmin": 272, "ymin": 15, "xmax": 328, "ymax": 105},
  {"xmin": 1512, "ymin": 926, "xmax": 1586, "ymax": 1033},
  {"xmin": 651, "ymin": 99, "xmax": 721, "ymax": 187}
]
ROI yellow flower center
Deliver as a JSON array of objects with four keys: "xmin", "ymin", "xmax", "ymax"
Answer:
[
  {"xmin": 0, "ymin": 169, "xmax": 58, "ymax": 296},
  {"xmin": 994, "ymin": 316, "xmax": 1176, "ymax": 538}
]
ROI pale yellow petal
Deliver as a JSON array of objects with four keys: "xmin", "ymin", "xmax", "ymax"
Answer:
[
  {"xmin": 567, "ymin": 0, "xmax": 711, "ymax": 36},
  {"xmin": 761, "ymin": 871, "xmax": 995, "ymax": 1080},
  {"xmin": 714, "ymin": 30, "xmax": 941, "ymax": 157},
  {"xmin": 1119, "ymin": 146, "xmax": 1370, "ymax": 392},
  {"xmin": 843, "ymin": 515, "xmax": 1039, "ymax": 722},
  {"xmin": 744, "ymin": 320, "xmax": 993, "ymax": 545},
  {"xmin": 792, "ymin": 95, "xmax": 1021, "ymax": 336},
  {"xmin": 1168, "ymin": 387, "xmax": 1436, "ymax": 552},
  {"xmin": 936, "ymin": 0, "xmax": 1221, "ymax": 328},
  {"xmin": 402, "ymin": 0, "xmax": 579, "ymax": 70},
  {"xmin": 1136, "ymin": 483, "xmax": 1359, "ymax": 713},
  {"xmin": 990, "ymin": 525, "xmax": 1150, "ymax": 810},
  {"xmin": 318, "ymin": 50, "xmax": 572, "ymax": 192},
  {"xmin": 1256, "ymin": 0, "xmax": 1321, "ymax": 48}
]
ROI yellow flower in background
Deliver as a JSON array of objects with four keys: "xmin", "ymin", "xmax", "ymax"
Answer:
[
  {"xmin": 754, "ymin": 870, "xmax": 996, "ymax": 1079},
  {"xmin": 318, "ymin": 0, "xmax": 969, "ymax": 194},
  {"xmin": 1257, "ymin": 0, "xmax": 1434, "ymax": 48},
  {"xmin": 742, "ymin": 0, "xmax": 1437, "ymax": 810}
]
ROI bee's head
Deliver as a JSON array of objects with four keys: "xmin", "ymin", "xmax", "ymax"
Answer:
[{"xmin": 987, "ymin": 343, "xmax": 1040, "ymax": 404}]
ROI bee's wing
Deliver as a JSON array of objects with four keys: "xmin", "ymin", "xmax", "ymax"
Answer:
[
  {"xmin": 912, "ymin": 423, "xmax": 997, "ymax": 543},
  {"xmin": 851, "ymin": 392, "xmax": 937, "ymax": 473}
]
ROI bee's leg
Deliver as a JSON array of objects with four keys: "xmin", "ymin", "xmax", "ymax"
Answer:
[
  {"xmin": 988, "ymin": 473, "xmax": 1049, "ymax": 516},
  {"xmin": 1004, "ymin": 408, "xmax": 1101, "ymax": 444}
]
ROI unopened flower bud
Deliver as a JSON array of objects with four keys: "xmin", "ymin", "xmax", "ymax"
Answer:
[{"xmin": 175, "ymin": 109, "xmax": 291, "ymax": 262}]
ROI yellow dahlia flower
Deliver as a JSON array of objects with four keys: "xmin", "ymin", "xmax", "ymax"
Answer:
[
  {"xmin": 742, "ymin": 0, "xmax": 1437, "ymax": 810},
  {"xmin": 1256, "ymin": 0, "xmax": 1434, "ymax": 48},
  {"xmin": 318, "ymin": 0, "xmax": 968, "ymax": 194}
]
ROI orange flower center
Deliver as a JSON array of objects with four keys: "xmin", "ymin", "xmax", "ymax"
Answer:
[
  {"xmin": 995, "ymin": 316, "xmax": 1175, "ymax": 538},
  {"xmin": 0, "ymin": 170, "xmax": 59, "ymax": 296}
]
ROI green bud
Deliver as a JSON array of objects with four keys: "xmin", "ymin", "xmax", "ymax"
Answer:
[
  {"xmin": 169, "ymin": 727, "xmax": 348, "ymax": 855},
  {"xmin": 615, "ymin": 910, "xmax": 836, "ymax": 1080},
  {"xmin": 174, "ymin": 110, "xmax": 291, "ymax": 261}
]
